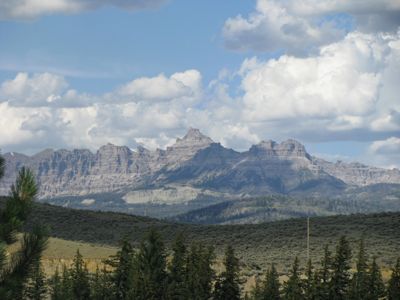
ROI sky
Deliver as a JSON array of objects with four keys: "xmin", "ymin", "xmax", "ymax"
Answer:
[{"xmin": 0, "ymin": 0, "xmax": 399, "ymax": 168}]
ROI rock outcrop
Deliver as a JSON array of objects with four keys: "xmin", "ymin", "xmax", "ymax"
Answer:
[{"xmin": 1, "ymin": 129, "xmax": 399, "ymax": 199}]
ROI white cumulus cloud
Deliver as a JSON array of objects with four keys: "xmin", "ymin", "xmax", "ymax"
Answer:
[
  {"xmin": 115, "ymin": 70, "xmax": 202, "ymax": 103},
  {"xmin": 0, "ymin": 72, "xmax": 68, "ymax": 107},
  {"xmin": 368, "ymin": 137, "xmax": 400, "ymax": 168},
  {"xmin": 237, "ymin": 31, "xmax": 400, "ymax": 142},
  {"xmin": 223, "ymin": 0, "xmax": 400, "ymax": 54}
]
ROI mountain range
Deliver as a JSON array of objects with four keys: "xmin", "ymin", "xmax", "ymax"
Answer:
[{"xmin": 1, "ymin": 128, "xmax": 400, "ymax": 219}]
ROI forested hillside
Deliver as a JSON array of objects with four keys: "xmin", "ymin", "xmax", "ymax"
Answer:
[{"xmin": 2, "ymin": 198, "xmax": 398, "ymax": 272}]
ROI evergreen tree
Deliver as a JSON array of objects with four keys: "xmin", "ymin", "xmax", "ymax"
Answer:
[
  {"xmin": 136, "ymin": 228, "xmax": 167, "ymax": 300},
  {"xmin": 261, "ymin": 264, "xmax": 281, "ymax": 300},
  {"xmin": 213, "ymin": 245, "xmax": 241, "ymax": 300},
  {"xmin": 315, "ymin": 245, "xmax": 332, "ymax": 300},
  {"xmin": 283, "ymin": 257, "xmax": 303, "ymax": 300},
  {"xmin": 167, "ymin": 233, "xmax": 188, "ymax": 300},
  {"xmin": 48, "ymin": 267, "xmax": 64, "ymax": 300},
  {"xmin": 366, "ymin": 257, "xmax": 385, "ymax": 300},
  {"xmin": 312, "ymin": 270, "xmax": 322, "ymax": 300},
  {"xmin": 70, "ymin": 249, "xmax": 91, "ymax": 300},
  {"xmin": 185, "ymin": 243, "xmax": 215, "ymax": 300},
  {"xmin": 49, "ymin": 264, "xmax": 74, "ymax": 300},
  {"xmin": 0, "ymin": 164, "xmax": 48, "ymax": 300},
  {"xmin": 60, "ymin": 264, "xmax": 74, "ymax": 300},
  {"xmin": 108, "ymin": 239, "xmax": 135, "ymax": 299},
  {"xmin": 1, "ymin": 167, "xmax": 38, "ymax": 243},
  {"xmin": 91, "ymin": 265, "xmax": 115, "ymax": 300},
  {"xmin": 23, "ymin": 260, "xmax": 47, "ymax": 300},
  {"xmin": 349, "ymin": 239, "xmax": 369, "ymax": 300},
  {"xmin": 303, "ymin": 259, "xmax": 315, "ymax": 300},
  {"xmin": 0, "ymin": 226, "xmax": 48, "ymax": 299},
  {"xmin": 250, "ymin": 277, "xmax": 263, "ymax": 300},
  {"xmin": 388, "ymin": 258, "xmax": 400, "ymax": 300},
  {"xmin": 330, "ymin": 236, "xmax": 352, "ymax": 300}
]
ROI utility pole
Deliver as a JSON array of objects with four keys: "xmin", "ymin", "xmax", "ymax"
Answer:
[{"xmin": 307, "ymin": 217, "xmax": 310, "ymax": 261}]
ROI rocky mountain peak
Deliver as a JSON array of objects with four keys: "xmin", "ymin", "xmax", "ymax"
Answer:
[
  {"xmin": 168, "ymin": 128, "xmax": 213, "ymax": 152},
  {"xmin": 275, "ymin": 139, "xmax": 310, "ymax": 159},
  {"xmin": 279, "ymin": 139, "xmax": 307, "ymax": 153},
  {"xmin": 257, "ymin": 140, "xmax": 277, "ymax": 149},
  {"xmin": 250, "ymin": 138, "xmax": 310, "ymax": 159},
  {"xmin": 164, "ymin": 129, "xmax": 214, "ymax": 166},
  {"xmin": 2, "ymin": 129, "xmax": 400, "ymax": 198},
  {"xmin": 179, "ymin": 128, "xmax": 213, "ymax": 144}
]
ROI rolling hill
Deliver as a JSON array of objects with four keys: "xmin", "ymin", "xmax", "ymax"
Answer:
[{"xmin": 3, "ymin": 198, "xmax": 398, "ymax": 274}]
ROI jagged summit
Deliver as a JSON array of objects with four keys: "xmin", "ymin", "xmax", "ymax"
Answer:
[
  {"xmin": 168, "ymin": 128, "xmax": 213, "ymax": 153},
  {"xmin": 1, "ymin": 129, "xmax": 400, "ymax": 198},
  {"xmin": 163, "ymin": 128, "xmax": 214, "ymax": 166},
  {"xmin": 175, "ymin": 128, "xmax": 214, "ymax": 145}
]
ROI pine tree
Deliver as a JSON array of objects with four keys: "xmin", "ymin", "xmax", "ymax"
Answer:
[
  {"xmin": 70, "ymin": 249, "xmax": 91, "ymax": 300},
  {"xmin": 49, "ymin": 264, "xmax": 74, "ymax": 300},
  {"xmin": 330, "ymin": 236, "xmax": 352, "ymax": 300},
  {"xmin": 23, "ymin": 260, "xmax": 47, "ymax": 300},
  {"xmin": 48, "ymin": 267, "xmax": 64, "ymax": 300},
  {"xmin": 108, "ymin": 239, "xmax": 135, "ymax": 299},
  {"xmin": 312, "ymin": 270, "xmax": 322, "ymax": 300},
  {"xmin": 91, "ymin": 265, "xmax": 115, "ymax": 300},
  {"xmin": 349, "ymin": 239, "xmax": 369, "ymax": 300},
  {"xmin": 261, "ymin": 264, "xmax": 281, "ymax": 300},
  {"xmin": 303, "ymin": 259, "xmax": 315, "ymax": 300},
  {"xmin": 0, "ymin": 167, "xmax": 38, "ymax": 243},
  {"xmin": 366, "ymin": 257, "xmax": 385, "ymax": 300},
  {"xmin": 59, "ymin": 264, "xmax": 74, "ymax": 300},
  {"xmin": 388, "ymin": 258, "xmax": 400, "ymax": 300},
  {"xmin": 136, "ymin": 228, "xmax": 167, "ymax": 300},
  {"xmin": 315, "ymin": 245, "xmax": 332, "ymax": 300},
  {"xmin": 213, "ymin": 245, "xmax": 241, "ymax": 300},
  {"xmin": 167, "ymin": 233, "xmax": 188, "ymax": 300},
  {"xmin": 283, "ymin": 257, "xmax": 303, "ymax": 300},
  {"xmin": 185, "ymin": 243, "xmax": 215, "ymax": 300},
  {"xmin": 250, "ymin": 277, "xmax": 263, "ymax": 300},
  {"xmin": 0, "ymin": 164, "xmax": 48, "ymax": 300}
]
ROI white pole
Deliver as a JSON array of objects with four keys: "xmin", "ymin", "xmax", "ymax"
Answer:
[{"xmin": 307, "ymin": 217, "xmax": 310, "ymax": 261}]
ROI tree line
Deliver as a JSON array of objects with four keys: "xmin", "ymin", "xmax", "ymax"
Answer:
[
  {"xmin": 25, "ymin": 230, "xmax": 400, "ymax": 300},
  {"xmin": 1, "ymin": 156, "xmax": 400, "ymax": 299}
]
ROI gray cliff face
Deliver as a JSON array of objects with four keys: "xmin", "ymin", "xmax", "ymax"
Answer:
[
  {"xmin": 311, "ymin": 158, "xmax": 400, "ymax": 186},
  {"xmin": 1, "ymin": 129, "xmax": 399, "ymax": 199}
]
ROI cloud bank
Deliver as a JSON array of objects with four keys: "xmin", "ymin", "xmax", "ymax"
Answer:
[
  {"xmin": 1, "ymin": 0, "xmax": 400, "ymax": 168},
  {"xmin": 223, "ymin": 0, "xmax": 400, "ymax": 54},
  {"xmin": 0, "ymin": 30, "xmax": 399, "ymax": 168}
]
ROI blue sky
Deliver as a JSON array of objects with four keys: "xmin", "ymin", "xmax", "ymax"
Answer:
[
  {"xmin": 0, "ymin": 0, "xmax": 399, "ymax": 168},
  {"xmin": 0, "ymin": 1, "xmax": 255, "ymax": 90}
]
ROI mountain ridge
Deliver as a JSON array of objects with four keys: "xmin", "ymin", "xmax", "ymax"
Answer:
[{"xmin": 1, "ymin": 129, "xmax": 400, "ymax": 201}]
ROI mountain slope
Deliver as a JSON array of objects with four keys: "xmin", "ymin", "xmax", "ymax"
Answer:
[
  {"xmin": 1, "ymin": 129, "xmax": 400, "ymax": 206},
  {"xmin": 173, "ymin": 185, "xmax": 400, "ymax": 224}
]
